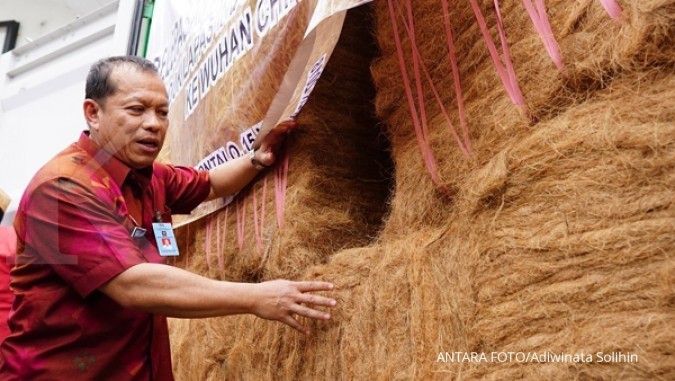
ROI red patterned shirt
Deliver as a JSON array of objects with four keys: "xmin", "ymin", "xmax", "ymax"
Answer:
[
  {"xmin": 0, "ymin": 132, "xmax": 210, "ymax": 380},
  {"xmin": 0, "ymin": 227, "xmax": 16, "ymax": 343}
]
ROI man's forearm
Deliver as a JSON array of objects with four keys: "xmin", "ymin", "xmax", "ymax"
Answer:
[
  {"xmin": 101, "ymin": 263, "xmax": 256, "ymax": 318},
  {"xmin": 205, "ymin": 154, "xmax": 260, "ymax": 201},
  {"xmin": 101, "ymin": 262, "xmax": 337, "ymax": 333}
]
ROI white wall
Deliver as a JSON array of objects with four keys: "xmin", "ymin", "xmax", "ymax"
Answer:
[
  {"xmin": 0, "ymin": 0, "xmax": 113, "ymax": 47},
  {"xmin": 0, "ymin": 0, "xmax": 137, "ymax": 225}
]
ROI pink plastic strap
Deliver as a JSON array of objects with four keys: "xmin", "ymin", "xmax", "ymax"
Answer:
[
  {"xmin": 387, "ymin": 0, "xmax": 441, "ymax": 184},
  {"xmin": 494, "ymin": 0, "xmax": 528, "ymax": 112},
  {"xmin": 261, "ymin": 177, "xmax": 267, "ymax": 241},
  {"xmin": 397, "ymin": 0, "xmax": 471, "ymax": 157},
  {"xmin": 404, "ymin": 0, "xmax": 433, "ymax": 159},
  {"xmin": 470, "ymin": 0, "xmax": 528, "ymax": 114},
  {"xmin": 215, "ymin": 218, "xmax": 219, "ymax": 260},
  {"xmin": 236, "ymin": 198, "xmax": 246, "ymax": 250},
  {"xmin": 440, "ymin": 0, "xmax": 472, "ymax": 154},
  {"xmin": 598, "ymin": 0, "xmax": 622, "ymax": 20},
  {"xmin": 216, "ymin": 209, "xmax": 225, "ymax": 272},
  {"xmin": 522, "ymin": 0, "xmax": 564, "ymax": 70},
  {"xmin": 252, "ymin": 187, "xmax": 262, "ymax": 252},
  {"xmin": 205, "ymin": 219, "xmax": 213, "ymax": 271},
  {"xmin": 252, "ymin": 186, "xmax": 259, "ymax": 251},
  {"xmin": 252, "ymin": 177, "xmax": 268, "ymax": 253},
  {"xmin": 274, "ymin": 152, "xmax": 289, "ymax": 229}
]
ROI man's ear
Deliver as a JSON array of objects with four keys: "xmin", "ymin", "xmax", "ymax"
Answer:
[{"xmin": 83, "ymin": 99, "xmax": 101, "ymax": 131}]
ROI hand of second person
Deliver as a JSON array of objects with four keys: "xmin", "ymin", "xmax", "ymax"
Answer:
[{"xmin": 251, "ymin": 279, "xmax": 336, "ymax": 334}]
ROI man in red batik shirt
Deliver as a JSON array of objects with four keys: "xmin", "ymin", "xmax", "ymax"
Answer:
[{"xmin": 0, "ymin": 56, "xmax": 336, "ymax": 380}]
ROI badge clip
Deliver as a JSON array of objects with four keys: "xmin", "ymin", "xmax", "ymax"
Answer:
[{"xmin": 130, "ymin": 226, "xmax": 147, "ymax": 239}]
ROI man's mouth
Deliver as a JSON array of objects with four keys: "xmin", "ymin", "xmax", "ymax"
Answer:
[{"xmin": 136, "ymin": 138, "xmax": 160, "ymax": 153}]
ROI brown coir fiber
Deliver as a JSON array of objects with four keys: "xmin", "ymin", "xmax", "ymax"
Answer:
[
  {"xmin": 168, "ymin": 4, "xmax": 390, "ymax": 283},
  {"xmin": 168, "ymin": 6, "xmax": 393, "ymax": 378},
  {"xmin": 371, "ymin": 0, "xmax": 674, "ymax": 236},
  {"xmin": 167, "ymin": 1, "xmax": 675, "ymax": 379},
  {"xmin": 447, "ymin": 71, "xmax": 674, "ymax": 379},
  {"xmin": 372, "ymin": 0, "xmax": 674, "ymax": 123},
  {"xmin": 171, "ymin": 71, "xmax": 674, "ymax": 380}
]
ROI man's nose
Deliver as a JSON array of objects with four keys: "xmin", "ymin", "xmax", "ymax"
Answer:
[{"xmin": 143, "ymin": 111, "xmax": 165, "ymax": 131}]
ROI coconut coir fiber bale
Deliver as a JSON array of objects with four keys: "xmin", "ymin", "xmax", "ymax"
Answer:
[
  {"xmin": 171, "ymin": 72, "xmax": 675, "ymax": 380},
  {"xmin": 371, "ymin": 0, "xmax": 674, "ymax": 236},
  {"xmin": 169, "ymin": 5, "xmax": 390, "ymax": 283},
  {"xmin": 168, "ymin": 6, "xmax": 393, "ymax": 378},
  {"xmin": 446, "ymin": 71, "xmax": 675, "ymax": 380},
  {"xmin": 168, "ymin": 1, "xmax": 675, "ymax": 379}
]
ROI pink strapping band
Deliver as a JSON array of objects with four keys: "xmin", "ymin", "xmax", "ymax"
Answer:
[
  {"xmin": 440, "ymin": 0, "xmax": 472, "ymax": 154},
  {"xmin": 252, "ymin": 177, "xmax": 269, "ymax": 253},
  {"xmin": 274, "ymin": 152, "xmax": 289, "ymax": 229},
  {"xmin": 522, "ymin": 0, "xmax": 564, "ymax": 70},
  {"xmin": 387, "ymin": 0, "xmax": 441, "ymax": 184},
  {"xmin": 470, "ymin": 0, "xmax": 528, "ymax": 115},
  {"xmin": 252, "ymin": 188, "xmax": 264, "ymax": 251},
  {"xmin": 205, "ymin": 219, "xmax": 213, "ymax": 271},
  {"xmin": 403, "ymin": 0, "xmax": 434, "ymax": 168},
  {"xmin": 216, "ymin": 210, "xmax": 225, "ymax": 272},
  {"xmin": 252, "ymin": 186, "xmax": 260, "ymax": 252},
  {"xmin": 236, "ymin": 198, "xmax": 246, "ymax": 250},
  {"xmin": 598, "ymin": 0, "xmax": 622, "ymax": 20},
  {"xmin": 396, "ymin": 0, "xmax": 471, "ymax": 157},
  {"xmin": 261, "ymin": 177, "xmax": 267, "ymax": 241}
]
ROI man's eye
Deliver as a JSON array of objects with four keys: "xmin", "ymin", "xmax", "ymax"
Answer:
[
  {"xmin": 158, "ymin": 109, "xmax": 169, "ymax": 118},
  {"xmin": 128, "ymin": 106, "xmax": 144, "ymax": 114}
]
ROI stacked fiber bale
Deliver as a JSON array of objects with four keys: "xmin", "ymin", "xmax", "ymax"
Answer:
[
  {"xmin": 371, "ymin": 0, "xmax": 675, "ymax": 236},
  {"xmin": 454, "ymin": 71, "xmax": 675, "ymax": 379},
  {"xmin": 367, "ymin": 0, "xmax": 672, "ymax": 378},
  {"xmin": 169, "ymin": 5, "xmax": 390, "ymax": 282},
  {"xmin": 168, "ymin": 5, "xmax": 393, "ymax": 379},
  {"xmin": 168, "ymin": 0, "xmax": 675, "ymax": 379}
]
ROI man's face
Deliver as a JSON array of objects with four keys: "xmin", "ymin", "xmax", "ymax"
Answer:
[{"xmin": 86, "ymin": 66, "xmax": 169, "ymax": 169}]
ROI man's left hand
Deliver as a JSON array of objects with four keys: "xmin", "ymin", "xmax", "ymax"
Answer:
[
  {"xmin": 205, "ymin": 119, "xmax": 297, "ymax": 201},
  {"xmin": 252, "ymin": 119, "xmax": 298, "ymax": 167}
]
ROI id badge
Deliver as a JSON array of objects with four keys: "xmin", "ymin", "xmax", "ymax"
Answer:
[{"xmin": 152, "ymin": 222, "xmax": 180, "ymax": 257}]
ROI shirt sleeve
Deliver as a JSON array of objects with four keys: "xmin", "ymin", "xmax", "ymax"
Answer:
[
  {"xmin": 21, "ymin": 178, "xmax": 147, "ymax": 297},
  {"xmin": 160, "ymin": 164, "xmax": 211, "ymax": 214}
]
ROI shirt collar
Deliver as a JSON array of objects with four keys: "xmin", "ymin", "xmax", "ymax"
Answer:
[{"xmin": 76, "ymin": 131, "xmax": 153, "ymax": 188}]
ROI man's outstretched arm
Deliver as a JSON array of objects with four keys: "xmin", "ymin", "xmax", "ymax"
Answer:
[{"xmin": 100, "ymin": 263, "xmax": 336, "ymax": 334}]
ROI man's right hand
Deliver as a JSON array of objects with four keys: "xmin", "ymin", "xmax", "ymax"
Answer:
[
  {"xmin": 101, "ymin": 264, "xmax": 337, "ymax": 334},
  {"xmin": 251, "ymin": 280, "xmax": 337, "ymax": 334}
]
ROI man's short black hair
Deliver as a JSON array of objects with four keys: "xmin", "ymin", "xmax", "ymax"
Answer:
[{"xmin": 85, "ymin": 55, "xmax": 158, "ymax": 103}]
